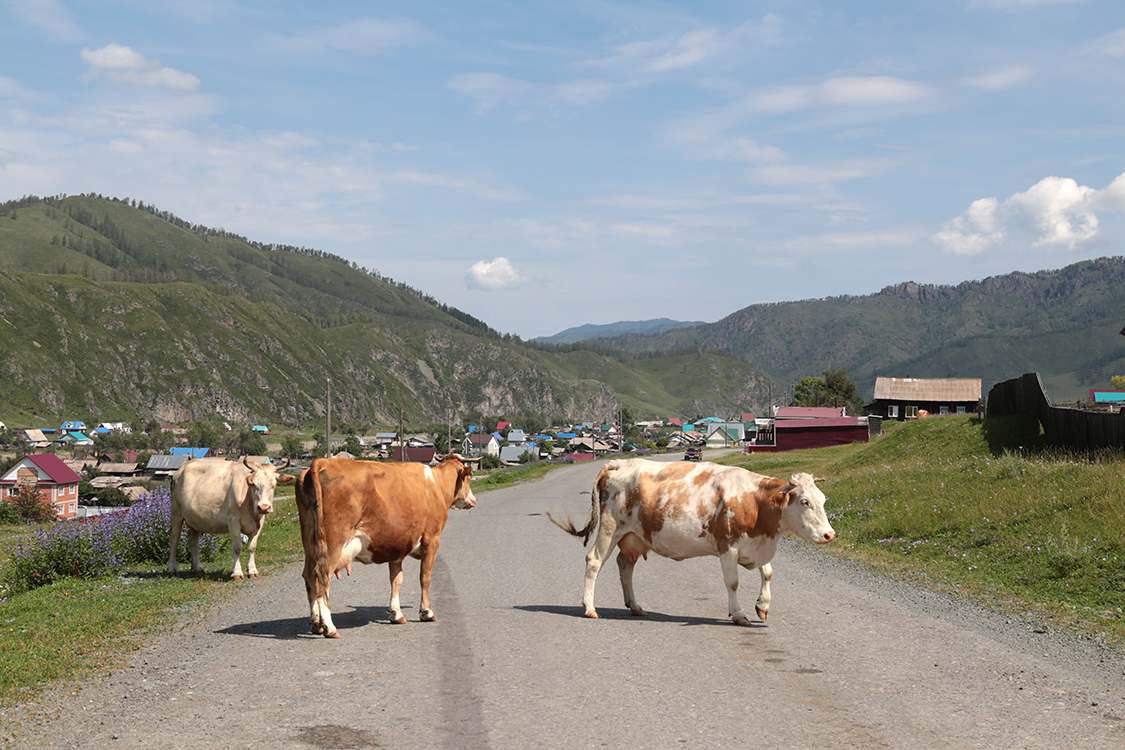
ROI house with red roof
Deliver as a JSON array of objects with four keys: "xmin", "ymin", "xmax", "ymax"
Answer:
[{"xmin": 1, "ymin": 453, "xmax": 83, "ymax": 519}]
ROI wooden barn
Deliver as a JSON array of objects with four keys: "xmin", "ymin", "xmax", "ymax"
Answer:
[{"xmin": 748, "ymin": 416, "xmax": 871, "ymax": 453}]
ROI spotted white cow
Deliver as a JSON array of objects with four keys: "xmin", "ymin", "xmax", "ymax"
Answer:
[
  {"xmin": 549, "ymin": 458, "xmax": 835, "ymax": 624},
  {"xmin": 168, "ymin": 457, "xmax": 295, "ymax": 579}
]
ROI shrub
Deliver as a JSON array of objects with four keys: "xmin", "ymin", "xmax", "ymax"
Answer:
[
  {"xmin": 11, "ymin": 485, "xmax": 55, "ymax": 523},
  {"xmin": 2, "ymin": 487, "xmax": 227, "ymax": 596}
]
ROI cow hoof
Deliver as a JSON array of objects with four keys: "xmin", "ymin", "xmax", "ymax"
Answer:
[
  {"xmin": 732, "ymin": 615, "xmax": 752, "ymax": 626},
  {"xmin": 325, "ymin": 630, "xmax": 340, "ymax": 639},
  {"xmin": 249, "ymin": 572, "xmax": 260, "ymax": 580},
  {"xmin": 390, "ymin": 614, "xmax": 408, "ymax": 625},
  {"xmin": 419, "ymin": 609, "xmax": 436, "ymax": 622},
  {"xmin": 756, "ymin": 606, "xmax": 769, "ymax": 621},
  {"xmin": 584, "ymin": 610, "xmax": 599, "ymax": 619},
  {"xmin": 629, "ymin": 608, "xmax": 647, "ymax": 617}
]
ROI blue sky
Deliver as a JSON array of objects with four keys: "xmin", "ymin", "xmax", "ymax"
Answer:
[{"xmin": 2, "ymin": 0, "xmax": 1124, "ymax": 339}]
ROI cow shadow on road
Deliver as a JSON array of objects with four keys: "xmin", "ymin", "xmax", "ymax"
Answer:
[
  {"xmin": 514, "ymin": 604, "xmax": 762, "ymax": 628},
  {"xmin": 216, "ymin": 605, "xmax": 391, "ymax": 640}
]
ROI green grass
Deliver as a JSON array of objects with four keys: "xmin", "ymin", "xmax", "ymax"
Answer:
[
  {"xmin": 471, "ymin": 461, "xmax": 561, "ymax": 490},
  {"xmin": 719, "ymin": 415, "xmax": 1125, "ymax": 645}
]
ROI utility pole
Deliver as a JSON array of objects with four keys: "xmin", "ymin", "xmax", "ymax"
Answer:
[{"xmin": 399, "ymin": 405, "xmax": 405, "ymax": 462}]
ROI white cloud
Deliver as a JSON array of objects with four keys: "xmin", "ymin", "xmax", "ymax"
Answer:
[
  {"xmin": 960, "ymin": 65, "xmax": 1034, "ymax": 91},
  {"xmin": 466, "ymin": 257, "xmax": 526, "ymax": 290},
  {"xmin": 973, "ymin": 0, "xmax": 1086, "ymax": 8},
  {"xmin": 1083, "ymin": 28, "xmax": 1125, "ymax": 57},
  {"xmin": 547, "ymin": 78, "xmax": 614, "ymax": 106},
  {"xmin": 268, "ymin": 17, "xmax": 430, "ymax": 55},
  {"xmin": 817, "ymin": 76, "xmax": 931, "ymax": 106},
  {"xmin": 447, "ymin": 72, "xmax": 531, "ymax": 114},
  {"xmin": 933, "ymin": 197, "xmax": 1005, "ymax": 256},
  {"xmin": 80, "ymin": 44, "xmax": 201, "ymax": 92},
  {"xmin": 752, "ymin": 158, "xmax": 890, "ymax": 186},
  {"xmin": 934, "ymin": 174, "xmax": 1107, "ymax": 255},
  {"xmin": 8, "ymin": 0, "xmax": 81, "ymax": 42},
  {"xmin": 1007, "ymin": 176, "xmax": 1097, "ymax": 249}
]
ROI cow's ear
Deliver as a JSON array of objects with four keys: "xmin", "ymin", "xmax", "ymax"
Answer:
[
  {"xmin": 278, "ymin": 473, "xmax": 296, "ymax": 485},
  {"xmin": 770, "ymin": 483, "xmax": 796, "ymax": 507},
  {"xmin": 246, "ymin": 474, "xmax": 255, "ymax": 487}
]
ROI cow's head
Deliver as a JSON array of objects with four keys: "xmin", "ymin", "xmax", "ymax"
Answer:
[
  {"xmin": 441, "ymin": 454, "xmax": 479, "ymax": 509},
  {"xmin": 775, "ymin": 473, "xmax": 835, "ymax": 544},
  {"xmin": 243, "ymin": 457, "xmax": 296, "ymax": 515}
]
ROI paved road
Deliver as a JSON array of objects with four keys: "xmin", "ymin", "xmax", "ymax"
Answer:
[{"xmin": 7, "ymin": 453, "xmax": 1125, "ymax": 749}]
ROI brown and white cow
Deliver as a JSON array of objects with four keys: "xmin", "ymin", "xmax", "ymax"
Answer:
[
  {"xmin": 549, "ymin": 458, "xmax": 834, "ymax": 624},
  {"xmin": 296, "ymin": 454, "xmax": 478, "ymax": 638},
  {"xmin": 167, "ymin": 458, "xmax": 295, "ymax": 579}
]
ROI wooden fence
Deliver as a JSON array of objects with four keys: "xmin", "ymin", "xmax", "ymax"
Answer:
[{"xmin": 987, "ymin": 372, "xmax": 1125, "ymax": 451}]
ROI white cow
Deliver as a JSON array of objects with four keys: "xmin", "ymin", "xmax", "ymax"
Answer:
[
  {"xmin": 168, "ymin": 458, "xmax": 295, "ymax": 579},
  {"xmin": 549, "ymin": 458, "xmax": 835, "ymax": 624}
]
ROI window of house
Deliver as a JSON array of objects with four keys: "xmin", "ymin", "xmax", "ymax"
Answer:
[
  {"xmin": 939, "ymin": 406, "xmax": 949, "ymax": 415},
  {"xmin": 957, "ymin": 406, "xmax": 966, "ymax": 414},
  {"xmin": 905, "ymin": 406, "xmax": 918, "ymax": 419},
  {"xmin": 888, "ymin": 404, "xmax": 899, "ymax": 418}
]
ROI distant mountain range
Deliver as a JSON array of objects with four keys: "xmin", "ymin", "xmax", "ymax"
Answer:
[
  {"xmin": 589, "ymin": 257, "xmax": 1125, "ymax": 401},
  {"xmin": 0, "ymin": 194, "xmax": 773, "ymax": 427},
  {"xmin": 1, "ymin": 193, "xmax": 1120, "ymax": 430},
  {"xmin": 534, "ymin": 318, "xmax": 705, "ymax": 345}
]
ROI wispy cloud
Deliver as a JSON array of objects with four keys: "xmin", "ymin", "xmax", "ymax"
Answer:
[
  {"xmin": 1082, "ymin": 28, "xmax": 1125, "ymax": 57},
  {"xmin": 80, "ymin": 44, "xmax": 201, "ymax": 92},
  {"xmin": 266, "ymin": 17, "xmax": 431, "ymax": 55},
  {"xmin": 7, "ymin": 0, "xmax": 81, "ymax": 43}
]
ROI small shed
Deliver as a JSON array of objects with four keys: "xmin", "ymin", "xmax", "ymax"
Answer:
[{"xmin": 146, "ymin": 454, "xmax": 192, "ymax": 480}]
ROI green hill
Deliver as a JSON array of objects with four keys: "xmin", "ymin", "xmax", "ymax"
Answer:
[
  {"xmin": 0, "ymin": 194, "xmax": 773, "ymax": 427},
  {"xmin": 595, "ymin": 259, "xmax": 1125, "ymax": 401}
]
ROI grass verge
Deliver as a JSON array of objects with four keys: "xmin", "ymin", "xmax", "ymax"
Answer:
[{"xmin": 0, "ymin": 489, "xmax": 303, "ymax": 708}]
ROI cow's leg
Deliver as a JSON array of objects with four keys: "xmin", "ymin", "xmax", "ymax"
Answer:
[
  {"xmin": 417, "ymin": 541, "xmax": 439, "ymax": 622},
  {"xmin": 226, "ymin": 518, "xmax": 245, "ymax": 580},
  {"xmin": 187, "ymin": 528, "xmax": 206, "ymax": 575},
  {"xmin": 245, "ymin": 520, "xmax": 265, "ymax": 579},
  {"xmin": 616, "ymin": 550, "xmax": 646, "ymax": 616},
  {"xmin": 720, "ymin": 551, "xmax": 750, "ymax": 625},
  {"xmin": 755, "ymin": 563, "xmax": 773, "ymax": 621},
  {"xmin": 167, "ymin": 502, "xmax": 184, "ymax": 575},
  {"xmin": 582, "ymin": 515, "xmax": 620, "ymax": 619},
  {"xmin": 387, "ymin": 560, "xmax": 408, "ymax": 624},
  {"xmin": 304, "ymin": 554, "xmax": 337, "ymax": 637}
]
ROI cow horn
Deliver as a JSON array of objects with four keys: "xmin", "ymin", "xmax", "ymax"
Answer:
[
  {"xmin": 242, "ymin": 457, "xmax": 254, "ymax": 470},
  {"xmin": 280, "ymin": 457, "xmax": 291, "ymax": 469}
]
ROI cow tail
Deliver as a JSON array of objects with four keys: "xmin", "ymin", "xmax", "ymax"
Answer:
[
  {"xmin": 546, "ymin": 468, "xmax": 602, "ymax": 546},
  {"xmin": 299, "ymin": 461, "xmax": 330, "ymax": 600}
]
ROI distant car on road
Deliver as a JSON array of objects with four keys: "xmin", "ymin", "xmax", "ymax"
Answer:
[{"xmin": 683, "ymin": 446, "xmax": 702, "ymax": 462}]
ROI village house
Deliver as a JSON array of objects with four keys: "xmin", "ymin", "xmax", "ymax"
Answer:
[
  {"xmin": 461, "ymin": 432, "xmax": 501, "ymax": 458},
  {"xmin": 866, "ymin": 377, "xmax": 982, "ymax": 420},
  {"xmin": 1, "ymin": 453, "xmax": 83, "ymax": 519}
]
